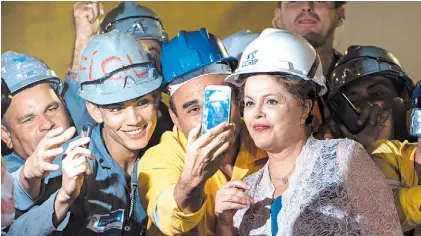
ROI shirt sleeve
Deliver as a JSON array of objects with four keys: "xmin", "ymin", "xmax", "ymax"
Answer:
[
  {"xmin": 2, "ymin": 164, "xmax": 15, "ymax": 229},
  {"xmin": 138, "ymin": 142, "xmax": 207, "ymax": 235},
  {"xmin": 63, "ymin": 73, "xmax": 96, "ymax": 132},
  {"xmin": 6, "ymin": 190, "xmax": 70, "ymax": 236},
  {"xmin": 370, "ymin": 140, "xmax": 421, "ymax": 232},
  {"xmin": 337, "ymin": 140, "xmax": 403, "ymax": 235},
  {"xmin": 12, "ymin": 167, "xmax": 46, "ymax": 211}
]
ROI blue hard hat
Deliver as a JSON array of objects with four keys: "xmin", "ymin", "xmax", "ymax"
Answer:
[
  {"xmin": 161, "ymin": 28, "xmax": 237, "ymax": 86},
  {"xmin": 78, "ymin": 30, "xmax": 163, "ymax": 105},
  {"xmin": 100, "ymin": 1, "xmax": 168, "ymax": 43},
  {"xmin": 1, "ymin": 51, "xmax": 63, "ymax": 95}
]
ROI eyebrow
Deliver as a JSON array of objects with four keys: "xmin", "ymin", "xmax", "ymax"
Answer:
[
  {"xmin": 367, "ymin": 81, "xmax": 392, "ymax": 91},
  {"xmin": 17, "ymin": 112, "xmax": 35, "ymax": 123},
  {"xmin": 182, "ymin": 99, "xmax": 199, "ymax": 110},
  {"xmin": 100, "ymin": 96, "xmax": 150, "ymax": 109},
  {"xmin": 17, "ymin": 101, "xmax": 60, "ymax": 123},
  {"xmin": 44, "ymin": 101, "xmax": 60, "ymax": 112},
  {"xmin": 347, "ymin": 81, "xmax": 392, "ymax": 96},
  {"xmin": 246, "ymin": 93, "xmax": 281, "ymax": 99}
]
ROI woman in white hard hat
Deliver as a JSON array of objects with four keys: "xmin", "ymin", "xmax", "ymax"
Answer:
[{"xmin": 215, "ymin": 28, "xmax": 402, "ymax": 235}]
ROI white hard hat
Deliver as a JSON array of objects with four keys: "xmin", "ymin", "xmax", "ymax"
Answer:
[
  {"xmin": 225, "ymin": 28, "xmax": 327, "ymax": 96},
  {"xmin": 222, "ymin": 30, "xmax": 259, "ymax": 59}
]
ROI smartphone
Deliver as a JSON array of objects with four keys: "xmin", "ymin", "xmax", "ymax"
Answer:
[
  {"xmin": 410, "ymin": 109, "xmax": 421, "ymax": 137},
  {"xmin": 327, "ymin": 93, "xmax": 363, "ymax": 134},
  {"xmin": 200, "ymin": 85, "xmax": 232, "ymax": 135},
  {"xmin": 82, "ymin": 123, "xmax": 94, "ymax": 149},
  {"xmin": 410, "ymin": 83, "xmax": 421, "ymax": 137}
]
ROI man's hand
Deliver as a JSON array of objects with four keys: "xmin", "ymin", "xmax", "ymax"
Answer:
[
  {"xmin": 60, "ymin": 136, "xmax": 92, "ymax": 201},
  {"xmin": 174, "ymin": 122, "xmax": 236, "ymax": 213},
  {"xmin": 70, "ymin": 1, "xmax": 104, "ymax": 74},
  {"xmin": 22, "ymin": 127, "xmax": 76, "ymax": 180},
  {"xmin": 329, "ymin": 103, "xmax": 393, "ymax": 148},
  {"xmin": 215, "ymin": 180, "xmax": 252, "ymax": 226},
  {"xmin": 73, "ymin": 1, "xmax": 104, "ymax": 40},
  {"xmin": 53, "ymin": 136, "xmax": 92, "ymax": 226},
  {"xmin": 183, "ymin": 122, "xmax": 236, "ymax": 185}
]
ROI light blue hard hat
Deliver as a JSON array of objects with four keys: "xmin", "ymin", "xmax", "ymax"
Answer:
[
  {"xmin": 1, "ymin": 51, "xmax": 63, "ymax": 95},
  {"xmin": 78, "ymin": 30, "xmax": 163, "ymax": 105},
  {"xmin": 222, "ymin": 30, "xmax": 259, "ymax": 60},
  {"xmin": 100, "ymin": 1, "xmax": 168, "ymax": 43}
]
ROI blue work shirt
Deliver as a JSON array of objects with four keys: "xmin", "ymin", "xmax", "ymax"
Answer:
[
  {"xmin": 3, "ymin": 151, "xmax": 63, "ymax": 212},
  {"xmin": 63, "ymin": 73, "xmax": 96, "ymax": 132},
  {"xmin": 7, "ymin": 125, "xmax": 147, "ymax": 236}
]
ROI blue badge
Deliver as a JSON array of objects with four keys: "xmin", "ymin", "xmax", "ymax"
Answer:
[{"xmin": 87, "ymin": 209, "xmax": 125, "ymax": 233}]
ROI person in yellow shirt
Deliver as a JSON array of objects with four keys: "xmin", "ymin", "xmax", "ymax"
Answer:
[
  {"xmin": 138, "ymin": 28, "xmax": 267, "ymax": 236},
  {"xmin": 369, "ymin": 139, "xmax": 421, "ymax": 235}
]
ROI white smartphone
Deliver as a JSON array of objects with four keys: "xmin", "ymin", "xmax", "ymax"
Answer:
[{"xmin": 200, "ymin": 85, "xmax": 232, "ymax": 135}]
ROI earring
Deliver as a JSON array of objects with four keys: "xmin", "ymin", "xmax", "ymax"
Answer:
[{"xmin": 272, "ymin": 17, "xmax": 279, "ymax": 28}]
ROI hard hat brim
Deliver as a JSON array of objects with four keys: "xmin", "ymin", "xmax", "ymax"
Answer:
[
  {"xmin": 225, "ymin": 68, "xmax": 327, "ymax": 96},
  {"xmin": 80, "ymin": 76, "xmax": 163, "ymax": 105},
  {"xmin": 9, "ymin": 75, "xmax": 63, "ymax": 95}
]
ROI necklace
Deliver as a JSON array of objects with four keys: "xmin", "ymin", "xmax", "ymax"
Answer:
[{"xmin": 269, "ymin": 163, "xmax": 296, "ymax": 185}]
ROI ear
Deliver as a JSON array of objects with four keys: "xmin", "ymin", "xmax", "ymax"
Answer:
[
  {"xmin": 169, "ymin": 108, "xmax": 182, "ymax": 131},
  {"xmin": 1, "ymin": 125, "xmax": 13, "ymax": 149},
  {"xmin": 300, "ymin": 99, "xmax": 313, "ymax": 124},
  {"xmin": 336, "ymin": 7, "xmax": 345, "ymax": 27},
  {"xmin": 273, "ymin": 7, "xmax": 283, "ymax": 28},
  {"xmin": 86, "ymin": 101, "xmax": 104, "ymax": 124}
]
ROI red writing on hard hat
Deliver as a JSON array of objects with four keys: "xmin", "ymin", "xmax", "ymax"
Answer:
[{"xmin": 80, "ymin": 50, "xmax": 148, "ymax": 81}]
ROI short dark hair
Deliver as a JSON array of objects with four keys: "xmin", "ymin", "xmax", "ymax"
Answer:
[{"xmin": 169, "ymin": 96, "xmax": 177, "ymax": 115}]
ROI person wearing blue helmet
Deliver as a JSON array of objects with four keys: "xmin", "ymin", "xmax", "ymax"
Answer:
[
  {"xmin": 66, "ymin": 1, "xmax": 172, "ymax": 136},
  {"xmin": 0, "ymin": 51, "xmax": 80, "ymax": 214},
  {"xmin": 7, "ymin": 30, "xmax": 162, "ymax": 236},
  {"xmin": 138, "ymin": 28, "xmax": 266, "ymax": 236}
]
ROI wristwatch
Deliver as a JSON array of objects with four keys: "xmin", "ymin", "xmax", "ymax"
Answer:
[{"xmin": 68, "ymin": 69, "xmax": 78, "ymax": 80}]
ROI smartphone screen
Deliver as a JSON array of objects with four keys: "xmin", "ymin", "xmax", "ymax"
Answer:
[{"xmin": 200, "ymin": 85, "xmax": 232, "ymax": 135}]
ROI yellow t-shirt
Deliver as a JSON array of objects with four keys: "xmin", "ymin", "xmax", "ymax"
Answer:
[
  {"xmin": 138, "ymin": 124, "xmax": 267, "ymax": 236},
  {"xmin": 369, "ymin": 139, "xmax": 421, "ymax": 233}
]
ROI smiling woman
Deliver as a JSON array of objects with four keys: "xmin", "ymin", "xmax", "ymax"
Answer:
[{"xmin": 216, "ymin": 28, "xmax": 403, "ymax": 236}]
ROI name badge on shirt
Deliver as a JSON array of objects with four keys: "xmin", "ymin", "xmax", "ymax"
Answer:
[{"xmin": 87, "ymin": 209, "xmax": 125, "ymax": 233}]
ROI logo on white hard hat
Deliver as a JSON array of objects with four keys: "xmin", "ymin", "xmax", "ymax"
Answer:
[{"xmin": 241, "ymin": 50, "xmax": 258, "ymax": 68}]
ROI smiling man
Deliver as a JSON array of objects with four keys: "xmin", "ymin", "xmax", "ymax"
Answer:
[
  {"xmin": 272, "ymin": 1, "xmax": 346, "ymax": 134},
  {"xmin": 6, "ymin": 30, "xmax": 164, "ymax": 236},
  {"xmin": 138, "ymin": 28, "xmax": 267, "ymax": 236},
  {"xmin": 273, "ymin": 1, "xmax": 346, "ymax": 82}
]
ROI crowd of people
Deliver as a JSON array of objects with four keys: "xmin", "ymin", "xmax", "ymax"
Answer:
[{"xmin": 1, "ymin": 1, "xmax": 420, "ymax": 236}]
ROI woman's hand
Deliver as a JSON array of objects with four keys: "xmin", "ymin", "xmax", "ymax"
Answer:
[{"xmin": 215, "ymin": 180, "xmax": 252, "ymax": 226}]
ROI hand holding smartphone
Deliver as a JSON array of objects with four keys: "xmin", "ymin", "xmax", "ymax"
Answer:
[
  {"xmin": 327, "ymin": 93, "xmax": 364, "ymax": 134},
  {"xmin": 200, "ymin": 85, "xmax": 232, "ymax": 135}
]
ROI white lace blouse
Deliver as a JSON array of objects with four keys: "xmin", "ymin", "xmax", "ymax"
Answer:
[{"xmin": 233, "ymin": 137, "xmax": 402, "ymax": 236}]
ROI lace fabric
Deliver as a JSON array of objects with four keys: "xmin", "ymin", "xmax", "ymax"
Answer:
[{"xmin": 233, "ymin": 138, "xmax": 402, "ymax": 236}]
